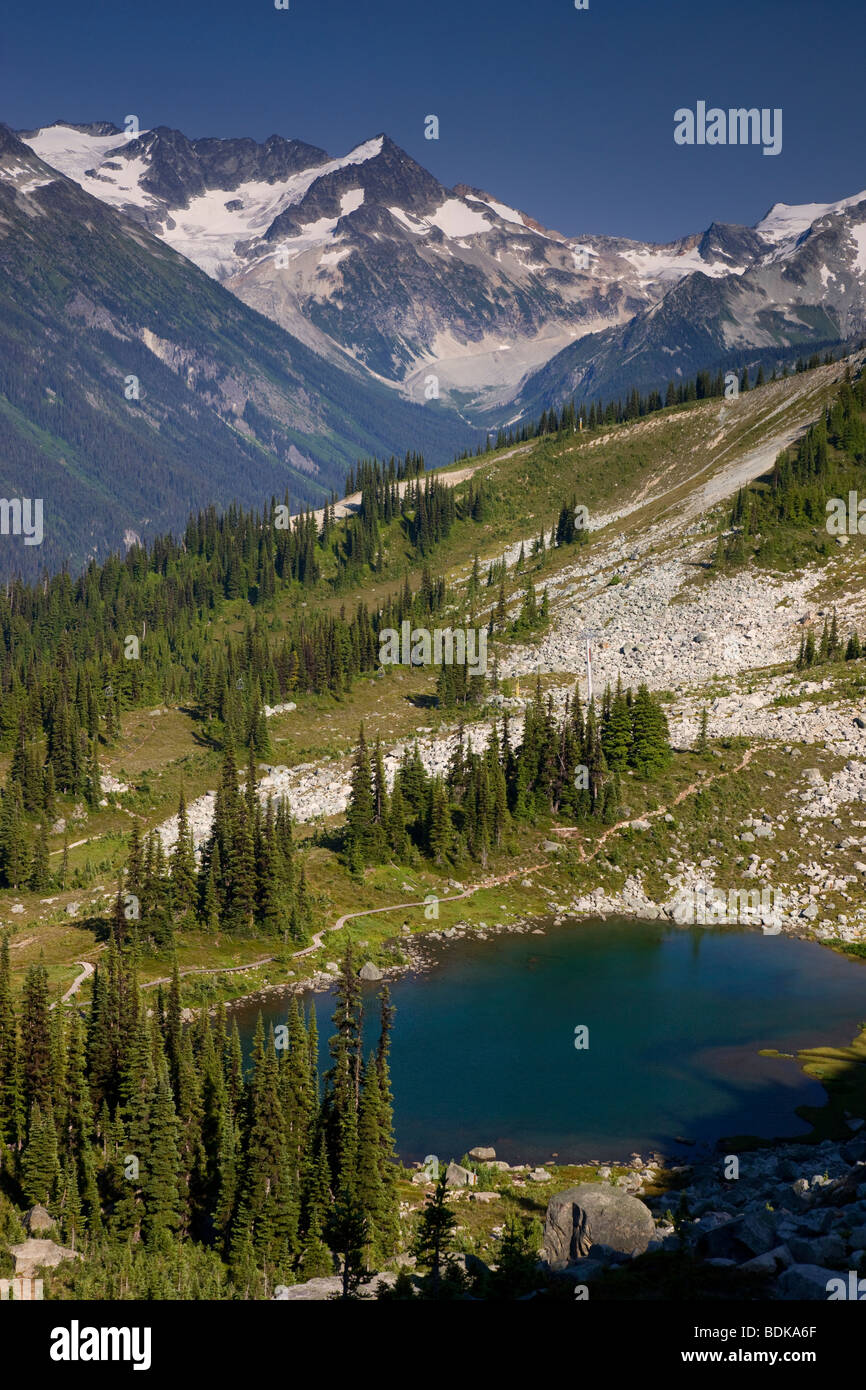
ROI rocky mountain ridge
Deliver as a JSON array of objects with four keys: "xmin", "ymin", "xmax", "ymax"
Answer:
[{"xmin": 22, "ymin": 121, "xmax": 865, "ymax": 416}]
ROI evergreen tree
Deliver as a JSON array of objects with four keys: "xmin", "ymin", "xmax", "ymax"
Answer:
[
  {"xmin": 21, "ymin": 1099, "xmax": 61, "ymax": 1207},
  {"xmin": 170, "ymin": 789, "xmax": 198, "ymax": 918},
  {"xmin": 29, "ymin": 822, "xmax": 51, "ymax": 891},
  {"xmin": 696, "ymin": 708, "xmax": 709, "ymax": 753},
  {"xmin": 143, "ymin": 1065, "xmax": 183, "ymax": 1252},
  {"xmin": 344, "ymin": 724, "xmax": 378, "ymax": 871},
  {"xmin": 413, "ymin": 1169, "xmax": 457, "ymax": 1298},
  {"xmin": 601, "ymin": 678, "xmax": 632, "ymax": 770},
  {"xmin": 21, "ymin": 960, "xmax": 52, "ymax": 1119},
  {"xmin": 0, "ymin": 933, "xmax": 23, "ymax": 1145}
]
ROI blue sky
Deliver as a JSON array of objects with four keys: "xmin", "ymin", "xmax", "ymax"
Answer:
[{"xmin": 3, "ymin": 0, "xmax": 863, "ymax": 242}]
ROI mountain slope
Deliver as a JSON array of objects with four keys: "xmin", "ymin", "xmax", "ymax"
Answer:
[
  {"xmin": 510, "ymin": 194, "xmax": 866, "ymax": 417},
  {"xmin": 0, "ymin": 125, "xmax": 474, "ymax": 578}
]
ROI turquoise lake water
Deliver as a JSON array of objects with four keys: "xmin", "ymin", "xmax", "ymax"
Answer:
[{"xmin": 232, "ymin": 918, "xmax": 866, "ymax": 1164}]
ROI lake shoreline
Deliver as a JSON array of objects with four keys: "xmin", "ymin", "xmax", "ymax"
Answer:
[
  {"xmin": 220, "ymin": 912, "xmax": 866, "ymax": 1173},
  {"xmin": 216, "ymin": 898, "xmax": 838, "ymax": 1021}
]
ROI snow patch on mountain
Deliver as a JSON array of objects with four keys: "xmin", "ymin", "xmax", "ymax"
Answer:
[
  {"xmin": 24, "ymin": 123, "xmax": 135, "ymax": 182},
  {"xmin": 340, "ymin": 188, "xmax": 364, "ymax": 215},
  {"xmin": 620, "ymin": 243, "xmax": 746, "ymax": 285},
  {"xmin": 387, "ymin": 206, "xmax": 426, "ymax": 235},
  {"xmin": 274, "ymin": 214, "xmax": 343, "ymax": 262},
  {"xmin": 850, "ymin": 224, "xmax": 866, "ymax": 277},
  {"xmin": 388, "ymin": 197, "xmax": 491, "ymax": 239},
  {"xmin": 159, "ymin": 140, "xmax": 381, "ymax": 277},
  {"xmin": 429, "ymin": 198, "xmax": 491, "ymax": 237},
  {"xmin": 21, "ymin": 125, "xmax": 383, "ymax": 279},
  {"xmin": 464, "ymin": 192, "xmax": 526, "ymax": 227},
  {"xmin": 319, "ymin": 246, "xmax": 353, "ymax": 269},
  {"xmin": 0, "ymin": 160, "xmax": 56, "ymax": 194},
  {"xmin": 755, "ymin": 189, "xmax": 866, "ymax": 247}
]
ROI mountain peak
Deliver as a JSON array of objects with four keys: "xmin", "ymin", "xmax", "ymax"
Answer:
[{"xmin": 755, "ymin": 188, "xmax": 866, "ymax": 245}]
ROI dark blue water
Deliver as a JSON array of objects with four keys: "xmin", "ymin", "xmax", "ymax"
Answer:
[{"xmin": 232, "ymin": 919, "xmax": 866, "ymax": 1164}]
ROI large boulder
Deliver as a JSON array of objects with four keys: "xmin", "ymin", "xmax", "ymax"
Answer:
[
  {"xmin": 813, "ymin": 1167, "xmax": 866, "ymax": 1207},
  {"xmin": 543, "ymin": 1185, "xmax": 654, "ymax": 1269},
  {"xmin": 468, "ymin": 1146, "xmax": 496, "ymax": 1162},
  {"xmin": 739, "ymin": 1245, "xmax": 793, "ymax": 1276},
  {"xmin": 9, "ymin": 1239, "xmax": 81, "ymax": 1277},
  {"xmin": 445, "ymin": 1161, "xmax": 476, "ymax": 1189},
  {"xmin": 697, "ymin": 1210, "xmax": 776, "ymax": 1262},
  {"xmin": 273, "ymin": 1276, "xmax": 342, "ymax": 1300},
  {"xmin": 358, "ymin": 961, "xmax": 383, "ymax": 981},
  {"xmin": 272, "ymin": 1272, "xmax": 397, "ymax": 1300},
  {"xmin": 449, "ymin": 1252, "xmax": 492, "ymax": 1280},
  {"xmin": 24, "ymin": 1205, "xmax": 54, "ymax": 1235},
  {"xmin": 788, "ymin": 1233, "xmax": 846, "ymax": 1266},
  {"xmin": 775, "ymin": 1264, "xmax": 839, "ymax": 1300}
]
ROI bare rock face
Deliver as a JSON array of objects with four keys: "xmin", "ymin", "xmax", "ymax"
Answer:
[
  {"xmin": 543, "ymin": 1185, "xmax": 655, "ymax": 1269},
  {"xmin": 696, "ymin": 1210, "xmax": 776, "ymax": 1262},
  {"xmin": 9, "ymin": 1239, "xmax": 81, "ymax": 1277},
  {"xmin": 273, "ymin": 1277, "xmax": 342, "ymax": 1300},
  {"xmin": 273, "ymin": 1272, "xmax": 397, "ymax": 1300},
  {"xmin": 776, "ymin": 1265, "xmax": 840, "ymax": 1300}
]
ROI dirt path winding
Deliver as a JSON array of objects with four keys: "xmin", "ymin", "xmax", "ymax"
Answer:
[
  {"xmin": 54, "ymin": 959, "xmax": 95, "ymax": 1008},
  {"xmin": 552, "ymin": 744, "xmax": 759, "ymax": 861}
]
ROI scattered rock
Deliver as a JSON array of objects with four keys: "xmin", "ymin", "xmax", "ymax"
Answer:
[
  {"xmin": 272, "ymin": 1272, "xmax": 396, "ymax": 1300},
  {"xmin": 697, "ymin": 1211, "xmax": 777, "ymax": 1261},
  {"xmin": 739, "ymin": 1245, "xmax": 793, "ymax": 1275}
]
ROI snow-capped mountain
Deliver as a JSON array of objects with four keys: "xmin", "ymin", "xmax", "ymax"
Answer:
[
  {"xmin": 21, "ymin": 122, "xmax": 767, "ymax": 411},
  {"xmin": 0, "ymin": 123, "xmax": 473, "ymax": 579},
  {"xmin": 512, "ymin": 192, "xmax": 866, "ymax": 419},
  {"xmin": 18, "ymin": 122, "xmax": 866, "ymax": 419}
]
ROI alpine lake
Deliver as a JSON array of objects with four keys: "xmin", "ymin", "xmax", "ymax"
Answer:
[{"xmin": 231, "ymin": 917, "xmax": 866, "ymax": 1165}]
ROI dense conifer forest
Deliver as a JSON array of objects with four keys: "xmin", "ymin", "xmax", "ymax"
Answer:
[
  {"xmin": 714, "ymin": 370, "xmax": 866, "ymax": 571},
  {"xmin": 343, "ymin": 680, "xmax": 671, "ymax": 872},
  {"xmin": 0, "ymin": 932, "xmax": 406, "ymax": 1297}
]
